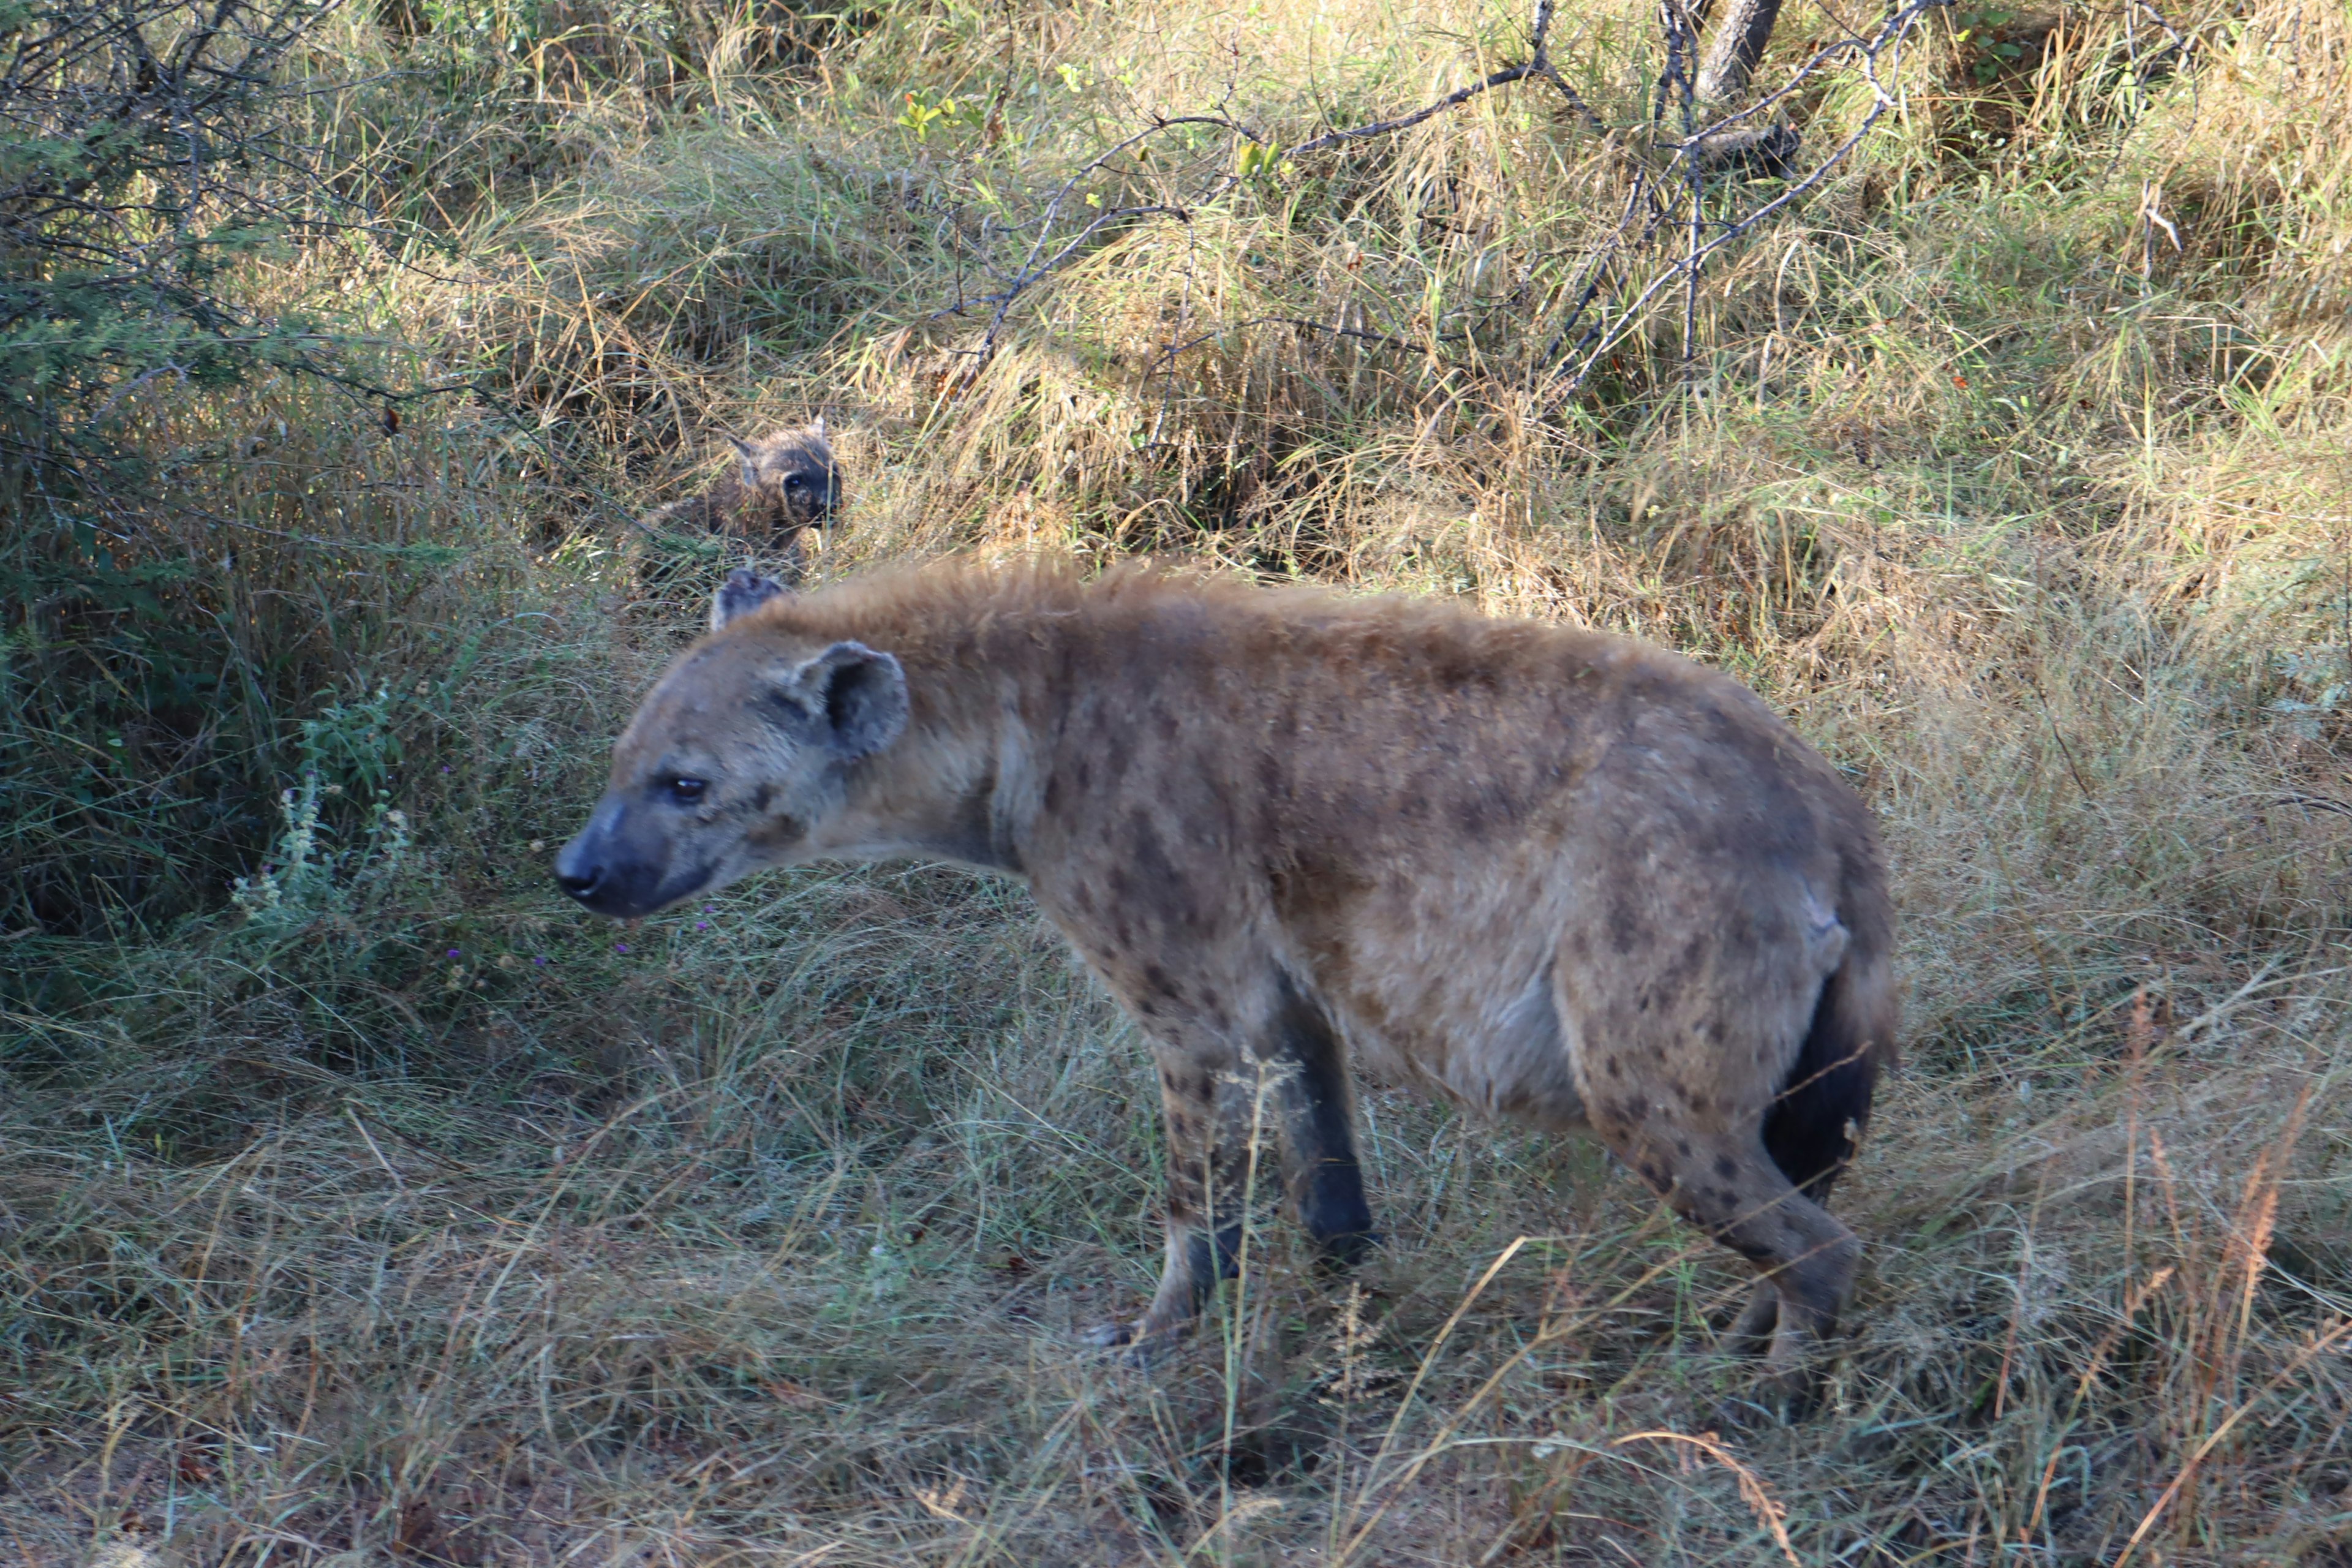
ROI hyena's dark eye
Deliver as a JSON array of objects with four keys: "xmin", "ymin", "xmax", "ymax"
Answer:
[
  {"xmin": 784, "ymin": 474, "xmax": 807, "ymax": 491},
  {"xmin": 667, "ymin": 777, "xmax": 708, "ymax": 804}
]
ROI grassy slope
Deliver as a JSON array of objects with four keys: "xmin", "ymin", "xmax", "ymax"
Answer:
[{"xmin": 4, "ymin": 0, "xmax": 2352, "ymax": 1562}]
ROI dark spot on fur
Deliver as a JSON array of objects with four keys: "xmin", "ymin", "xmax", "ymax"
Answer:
[
  {"xmin": 1142, "ymin": 963, "xmax": 1177, "ymax": 999},
  {"xmin": 1715, "ymin": 1156, "xmax": 1738, "ymax": 1179},
  {"xmin": 752, "ymin": 783, "xmax": 774, "ymax": 812},
  {"xmin": 1675, "ymin": 1139, "xmax": 1691, "ymax": 1158},
  {"xmin": 1126, "ymin": 819, "xmax": 1202, "ymax": 934},
  {"xmin": 1457, "ymin": 794, "xmax": 1493, "ymax": 837},
  {"xmin": 1604, "ymin": 1059, "xmax": 1624, "ymax": 1079}
]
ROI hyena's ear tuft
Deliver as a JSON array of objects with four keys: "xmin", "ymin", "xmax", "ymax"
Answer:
[
  {"xmin": 710, "ymin": 568, "xmax": 789, "ymax": 632},
  {"xmin": 769, "ymin": 641, "xmax": 907, "ymax": 761},
  {"xmin": 808, "ymin": 413, "xmax": 827, "ymax": 439}
]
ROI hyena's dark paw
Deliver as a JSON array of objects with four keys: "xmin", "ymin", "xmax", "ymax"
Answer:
[
  {"xmin": 1311, "ymin": 1228, "xmax": 1384, "ymax": 1276},
  {"xmin": 1727, "ymin": 1281, "xmax": 1781, "ymax": 1360},
  {"xmin": 1711, "ymin": 1363, "xmax": 1823, "ymax": 1427},
  {"xmin": 1080, "ymin": 1319, "xmax": 1140, "ymax": 1351},
  {"xmin": 1080, "ymin": 1319, "xmax": 1182, "ymax": 1367}
]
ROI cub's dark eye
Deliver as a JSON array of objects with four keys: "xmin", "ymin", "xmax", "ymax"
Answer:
[
  {"xmin": 783, "ymin": 474, "xmax": 807, "ymax": 491},
  {"xmin": 667, "ymin": 777, "xmax": 707, "ymax": 804}
]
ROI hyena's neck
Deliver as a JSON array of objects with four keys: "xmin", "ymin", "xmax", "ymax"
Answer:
[{"xmin": 826, "ymin": 654, "xmax": 1057, "ymax": 879}]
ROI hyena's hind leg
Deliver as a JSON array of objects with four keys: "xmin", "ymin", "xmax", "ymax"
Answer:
[
  {"xmin": 1617, "ymin": 1120, "xmax": 1862, "ymax": 1408},
  {"xmin": 1730, "ymin": 949, "xmax": 1888, "ymax": 1362},
  {"xmin": 1565, "ymin": 993, "xmax": 1867, "ymax": 1408}
]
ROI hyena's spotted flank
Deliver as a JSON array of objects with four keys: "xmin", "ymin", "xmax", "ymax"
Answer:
[
  {"xmin": 643, "ymin": 421, "xmax": 842, "ymax": 584},
  {"xmin": 556, "ymin": 560, "xmax": 1898, "ymax": 1410}
]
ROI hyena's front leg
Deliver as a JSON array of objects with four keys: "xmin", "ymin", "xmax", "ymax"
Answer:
[
  {"xmin": 1088, "ymin": 1041, "xmax": 1255, "ymax": 1354},
  {"xmin": 1140, "ymin": 1049, "xmax": 1253, "ymax": 1346},
  {"xmin": 1269, "ymin": 973, "xmax": 1376, "ymax": 1268},
  {"xmin": 1090, "ymin": 975, "xmax": 1375, "ymax": 1356}
]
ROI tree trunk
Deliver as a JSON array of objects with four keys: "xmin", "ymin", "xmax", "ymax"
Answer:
[{"xmin": 1695, "ymin": 0, "xmax": 1785, "ymax": 100}]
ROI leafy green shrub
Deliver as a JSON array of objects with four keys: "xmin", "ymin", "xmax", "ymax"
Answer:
[{"xmin": 0, "ymin": 0, "xmax": 442, "ymax": 943}]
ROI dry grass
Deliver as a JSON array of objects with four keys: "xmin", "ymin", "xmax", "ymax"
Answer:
[{"xmin": 5, "ymin": 0, "xmax": 2352, "ymax": 1562}]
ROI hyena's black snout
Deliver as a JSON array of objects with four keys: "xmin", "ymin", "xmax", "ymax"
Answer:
[
  {"xmin": 552, "ymin": 803, "xmax": 692, "ymax": 918},
  {"xmin": 552, "ymin": 833, "xmax": 629, "ymax": 914}
]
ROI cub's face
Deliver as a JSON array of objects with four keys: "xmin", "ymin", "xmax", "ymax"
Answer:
[
  {"xmin": 733, "ymin": 425, "xmax": 840, "ymax": 527},
  {"xmin": 556, "ymin": 606, "xmax": 906, "ymax": 919}
]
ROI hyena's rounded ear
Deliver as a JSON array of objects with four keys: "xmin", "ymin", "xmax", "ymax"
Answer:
[
  {"xmin": 769, "ymin": 641, "xmax": 907, "ymax": 761},
  {"xmin": 728, "ymin": 435, "xmax": 761, "ymax": 486},
  {"xmin": 808, "ymin": 414, "xmax": 826, "ymax": 438},
  {"xmin": 710, "ymin": 568, "xmax": 789, "ymax": 632}
]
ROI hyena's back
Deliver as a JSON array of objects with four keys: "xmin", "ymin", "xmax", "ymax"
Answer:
[{"xmin": 1012, "ymin": 577, "xmax": 1891, "ymax": 1137}]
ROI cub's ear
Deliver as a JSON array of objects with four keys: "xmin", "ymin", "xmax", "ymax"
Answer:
[
  {"xmin": 768, "ymin": 641, "xmax": 907, "ymax": 761},
  {"xmin": 808, "ymin": 413, "xmax": 827, "ymax": 439},
  {"xmin": 728, "ymin": 435, "xmax": 761, "ymax": 486},
  {"xmin": 710, "ymin": 568, "xmax": 788, "ymax": 632}
]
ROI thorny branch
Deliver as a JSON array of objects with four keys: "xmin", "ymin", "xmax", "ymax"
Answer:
[
  {"xmin": 930, "ymin": 0, "xmax": 1960, "ymax": 412},
  {"xmin": 0, "ymin": 0, "xmax": 422, "ymax": 418},
  {"xmin": 1543, "ymin": 0, "xmax": 1945, "ymax": 401},
  {"xmin": 944, "ymin": 0, "xmax": 1589, "ymax": 369}
]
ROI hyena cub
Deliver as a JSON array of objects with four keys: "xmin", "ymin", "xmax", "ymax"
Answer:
[
  {"xmin": 643, "ymin": 420, "xmax": 842, "ymax": 583},
  {"xmin": 556, "ymin": 560, "xmax": 1898, "ymax": 1414}
]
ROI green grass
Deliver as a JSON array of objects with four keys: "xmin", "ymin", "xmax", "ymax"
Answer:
[{"xmin": 6, "ymin": 0, "xmax": 2352, "ymax": 1561}]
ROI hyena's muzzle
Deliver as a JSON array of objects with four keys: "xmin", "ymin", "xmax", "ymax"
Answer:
[{"xmin": 553, "ymin": 796, "xmax": 715, "ymax": 919}]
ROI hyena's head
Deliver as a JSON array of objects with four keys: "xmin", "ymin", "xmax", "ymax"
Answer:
[
  {"xmin": 731, "ymin": 418, "xmax": 841, "ymax": 530},
  {"xmin": 554, "ymin": 570, "xmax": 908, "ymax": 919}
]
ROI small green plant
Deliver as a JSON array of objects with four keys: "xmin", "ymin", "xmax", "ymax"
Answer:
[
  {"xmin": 2269, "ymin": 646, "xmax": 2348, "ymax": 741},
  {"xmin": 228, "ymin": 769, "xmax": 412, "ymax": 940},
  {"xmin": 299, "ymin": 685, "xmax": 407, "ymax": 799},
  {"xmin": 895, "ymin": 85, "xmax": 988, "ymax": 143},
  {"xmin": 1951, "ymin": 4, "xmax": 2032, "ymax": 81}
]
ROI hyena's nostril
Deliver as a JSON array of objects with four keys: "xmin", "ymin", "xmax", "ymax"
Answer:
[
  {"xmin": 552, "ymin": 865, "xmax": 602, "ymax": 902},
  {"xmin": 554, "ymin": 860, "xmax": 605, "ymax": 902}
]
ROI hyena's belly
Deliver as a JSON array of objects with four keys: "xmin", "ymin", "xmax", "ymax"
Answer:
[
  {"xmin": 1325, "ymin": 853, "xmax": 1588, "ymax": 1131},
  {"xmin": 1338, "ymin": 962, "xmax": 1588, "ymax": 1133}
]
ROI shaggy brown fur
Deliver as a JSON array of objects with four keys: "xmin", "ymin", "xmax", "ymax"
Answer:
[
  {"xmin": 642, "ymin": 421, "xmax": 842, "ymax": 582},
  {"xmin": 556, "ymin": 560, "xmax": 1899, "ymax": 1408}
]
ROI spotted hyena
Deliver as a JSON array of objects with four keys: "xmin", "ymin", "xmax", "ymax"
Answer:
[
  {"xmin": 643, "ymin": 421, "xmax": 842, "ymax": 582},
  {"xmin": 556, "ymin": 560, "xmax": 1898, "ymax": 1408}
]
